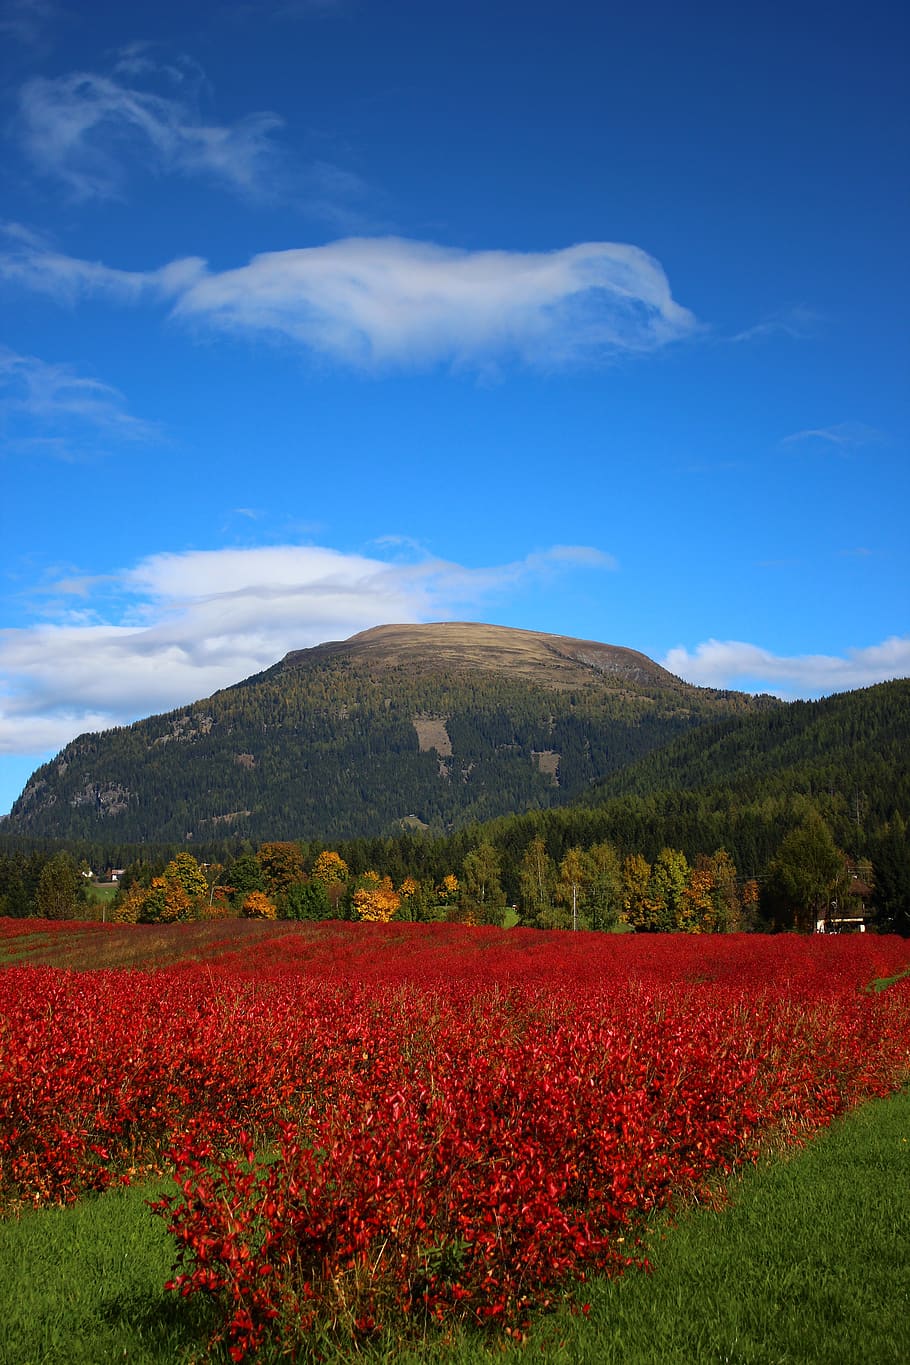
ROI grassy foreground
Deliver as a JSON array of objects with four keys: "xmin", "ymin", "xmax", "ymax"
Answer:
[{"xmin": 1, "ymin": 1090, "xmax": 908, "ymax": 1365}]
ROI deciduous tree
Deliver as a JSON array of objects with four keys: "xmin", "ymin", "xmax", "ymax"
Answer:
[
  {"xmin": 462, "ymin": 843, "xmax": 505, "ymax": 924},
  {"xmin": 519, "ymin": 837, "xmax": 554, "ymax": 924},
  {"xmin": 280, "ymin": 880, "xmax": 331, "ymax": 921},
  {"xmin": 242, "ymin": 891, "xmax": 277, "ymax": 920},
  {"xmin": 257, "ymin": 842, "xmax": 306, "ymax": 895},
  {"xmin": 586, "ymin": 841, "xmax": 623, "ymax": 931},
  {"xmin": 311, "ymin": 851, "xmax": 349, "ymax": 886},
  {"xmin": 352, "ymin": 872, "xmax": 400, "ymax": 923},
  {"xmin": 767, "ymin": 814, "xmax": 842, "ymax": 932},
  {"xmin": 553, "ymin": 846, "xmax": 589, "ymax": 931},
  {"xmin": 621, "ymin": 852, "xmax": 652, "ymax": 930}
]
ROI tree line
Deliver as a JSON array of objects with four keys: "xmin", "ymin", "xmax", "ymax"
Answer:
[{"xmin": 3, "ymin": 803, "xmax": 906, "ymax": 934}]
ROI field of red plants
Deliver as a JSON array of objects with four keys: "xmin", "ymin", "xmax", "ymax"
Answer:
[{"xmin": 2, "ymin": 920, "xmax": 909, "ymax": 1359}]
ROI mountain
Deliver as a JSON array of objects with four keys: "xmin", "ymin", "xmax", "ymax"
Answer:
[{"xmin": 5, "ymin": 622, "xmax": 775, "ymax": 843}]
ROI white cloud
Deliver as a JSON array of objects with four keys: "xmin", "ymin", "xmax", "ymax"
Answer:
[
  {"xmin": 0, "ymin": 234, "xmax": 697, "ymax": 370},
  {"xmin": 0, "ymin": 347, "xmax": 156, "ymax": 457},
  {"xmin": 0, "ymin": 541, "xmax": 615, "ymax": 756},
  {"xmin": 173, "ymin": 237, "xmax": 696, "ymax": 367},
  {"xmin": 16, "ymin": 63, "xmax": 284, "ymax": 200},
  {"xmin": 662, "ymin": 637, "xmax": 910, "ymax": 696}
]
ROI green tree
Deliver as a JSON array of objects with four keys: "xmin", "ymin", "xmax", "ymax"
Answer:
[
  {"xmin": 0, "ymin": 855, "xmax": 30, "ymax": 918},
  {"xmin": 461, "ymin": 842, "xmax": 505, "ymax": 924},
  {"xmin": 649, "ymin": 847, "xmax": 690, "ymax": 932},
  {"xmin": 227, "ymin": 853, "xmax": 265, "ymax": 903},
  {"xmin": 519, "ymin": 836, "xmax": 555, "ymax": 924},
  {"xmin": 766, "ymin": 813, "xmax": 842, "ymax": 932},
  {"xmin": 553, "ymin": 846, "xmax": 589, "ymax": 930},
  {"xmin": 35, "ymin": 851, "xmax": 81, "ymax": 920},
  {"xmin": 280, "ymin": 879, "xmax": 331, "ymax": 921},
  {"xmin": 869, "ymin": 816, "xmax": 910, "ymax": 934},
  {"xmin": 586, "ymin": 841, "xmax": 623, "ymax": 930}
]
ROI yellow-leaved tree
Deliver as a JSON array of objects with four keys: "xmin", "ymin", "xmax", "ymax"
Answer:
[
  {"xmin": 352, "ymin": 872, "xmax": 400, "ymax": 923},
  {"xmin": 311, "ymin": 851, "xmax": 349, "ymax": 886},
  {"xmin": 242, "ymin": 890, "xmax": 277, "ymax": 920},
  {"xmin": 311, "ymin": 850, "xmax": 350, "ymax": 916}
]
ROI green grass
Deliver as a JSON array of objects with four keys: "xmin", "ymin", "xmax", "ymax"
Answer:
[
  {"xmin": 868, "ymin": 965, "xmax": 910, "ymax": 993},
  {"xmin": 2, "ymin": 1091, "xmax": 908, "ymax": 1365},
  {"xmin": 0, "ymin": 933, "xmax": 49, "ymax": 964},
  {"xmin": 0, "ymin": 1181, "xmax": 218, "ymax": 1365},
  {"xmin": 83, "ymin": 883, "xmax": 119, "ymax": 909},
  {"xmin": 401, "ymin": 1088, "xmax": 910, "ymax": 1365}
]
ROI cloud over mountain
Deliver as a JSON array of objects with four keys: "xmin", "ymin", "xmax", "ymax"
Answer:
[
  {"xmin": 663, "ymin": 637, "xmax": 910, "ymax": 695},
  {"xmin": 0, "ymin": 543, "xmax": 615, "ymax": 756}
]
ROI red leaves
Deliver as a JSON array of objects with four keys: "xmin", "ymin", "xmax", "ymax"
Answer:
[{"xmin": 1, "ymin": 928, "xmax": 909, "ymax": 1358}]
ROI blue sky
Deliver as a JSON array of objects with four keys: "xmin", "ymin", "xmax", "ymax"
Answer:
[{"xmin": 1, "ymin": 0, "xmax": 908, "ymax": 815}]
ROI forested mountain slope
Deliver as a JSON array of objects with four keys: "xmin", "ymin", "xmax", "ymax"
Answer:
[
  {"xmin": 4, "ymin": 623, "xmax": 772, "ymax": 843},
  {"xmin": 590, "ymin": 679, "xmax": 910, "ymax": 828}
]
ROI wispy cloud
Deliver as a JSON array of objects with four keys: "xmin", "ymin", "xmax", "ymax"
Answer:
[
  {"xmin": 0, "ymin": 0, "xmax": 59, "ymax": 47},
  {"xmin": 730, "ymin": 305, "xmax": 821, "ymax": 344},
  {"xmin": 13, "ymin": 50, "xmax": 376, "ymax": 222},
  {"xmin": 662, "ymin": 637, "xmax": 910, "ymax": 696},
  {"xmin": 0, "ymin": 237, "xmax": 205, "ymax": 306},
  {"xmin": 15, "ymin": 55, "xmax": 285, "ymax": 200},
  {"xmin": 781, "ymin": 422, "xmax": 885, "ymax": 451},
  {"xmin": 229, "ymin": 1, "xmax": 347, "ymax": 25},
  {"xmin": 0, "ymin": 347, "xmax": 156, "ymax": 458},
  {"xmin": 0, "ymin": 233, "xmax": 697, "ymax": 371},
  {"xmin": 0, "ymin": 225, "xmax": 206, "ymax": 304},
  {"xmin": 0, "ymin": 541, "xmax": 616, "ymax": 755}
]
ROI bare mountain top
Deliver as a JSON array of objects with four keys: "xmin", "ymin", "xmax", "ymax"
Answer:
[{"xmin": 281, "ymin": 622, "xmax": 686, "ymax": 693}]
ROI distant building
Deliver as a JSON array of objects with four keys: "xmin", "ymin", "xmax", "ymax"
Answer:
[{"xmin": 815, "ymin": 863, "xmax": 873, "ymax": 933}]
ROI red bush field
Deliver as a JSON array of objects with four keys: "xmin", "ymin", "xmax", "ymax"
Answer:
[{"xmin": 1, "ymin": 921, "xmax": 909, "ymax": 1359}]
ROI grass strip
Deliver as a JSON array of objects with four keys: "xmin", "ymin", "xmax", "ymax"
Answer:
[
  {"xmin": 868, "ymin": 965, "xmax": 910, "ymax": 993},
  {"xmin": 1, "ymin": 1090, "xmax": 907, "ymax": 1364}
]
